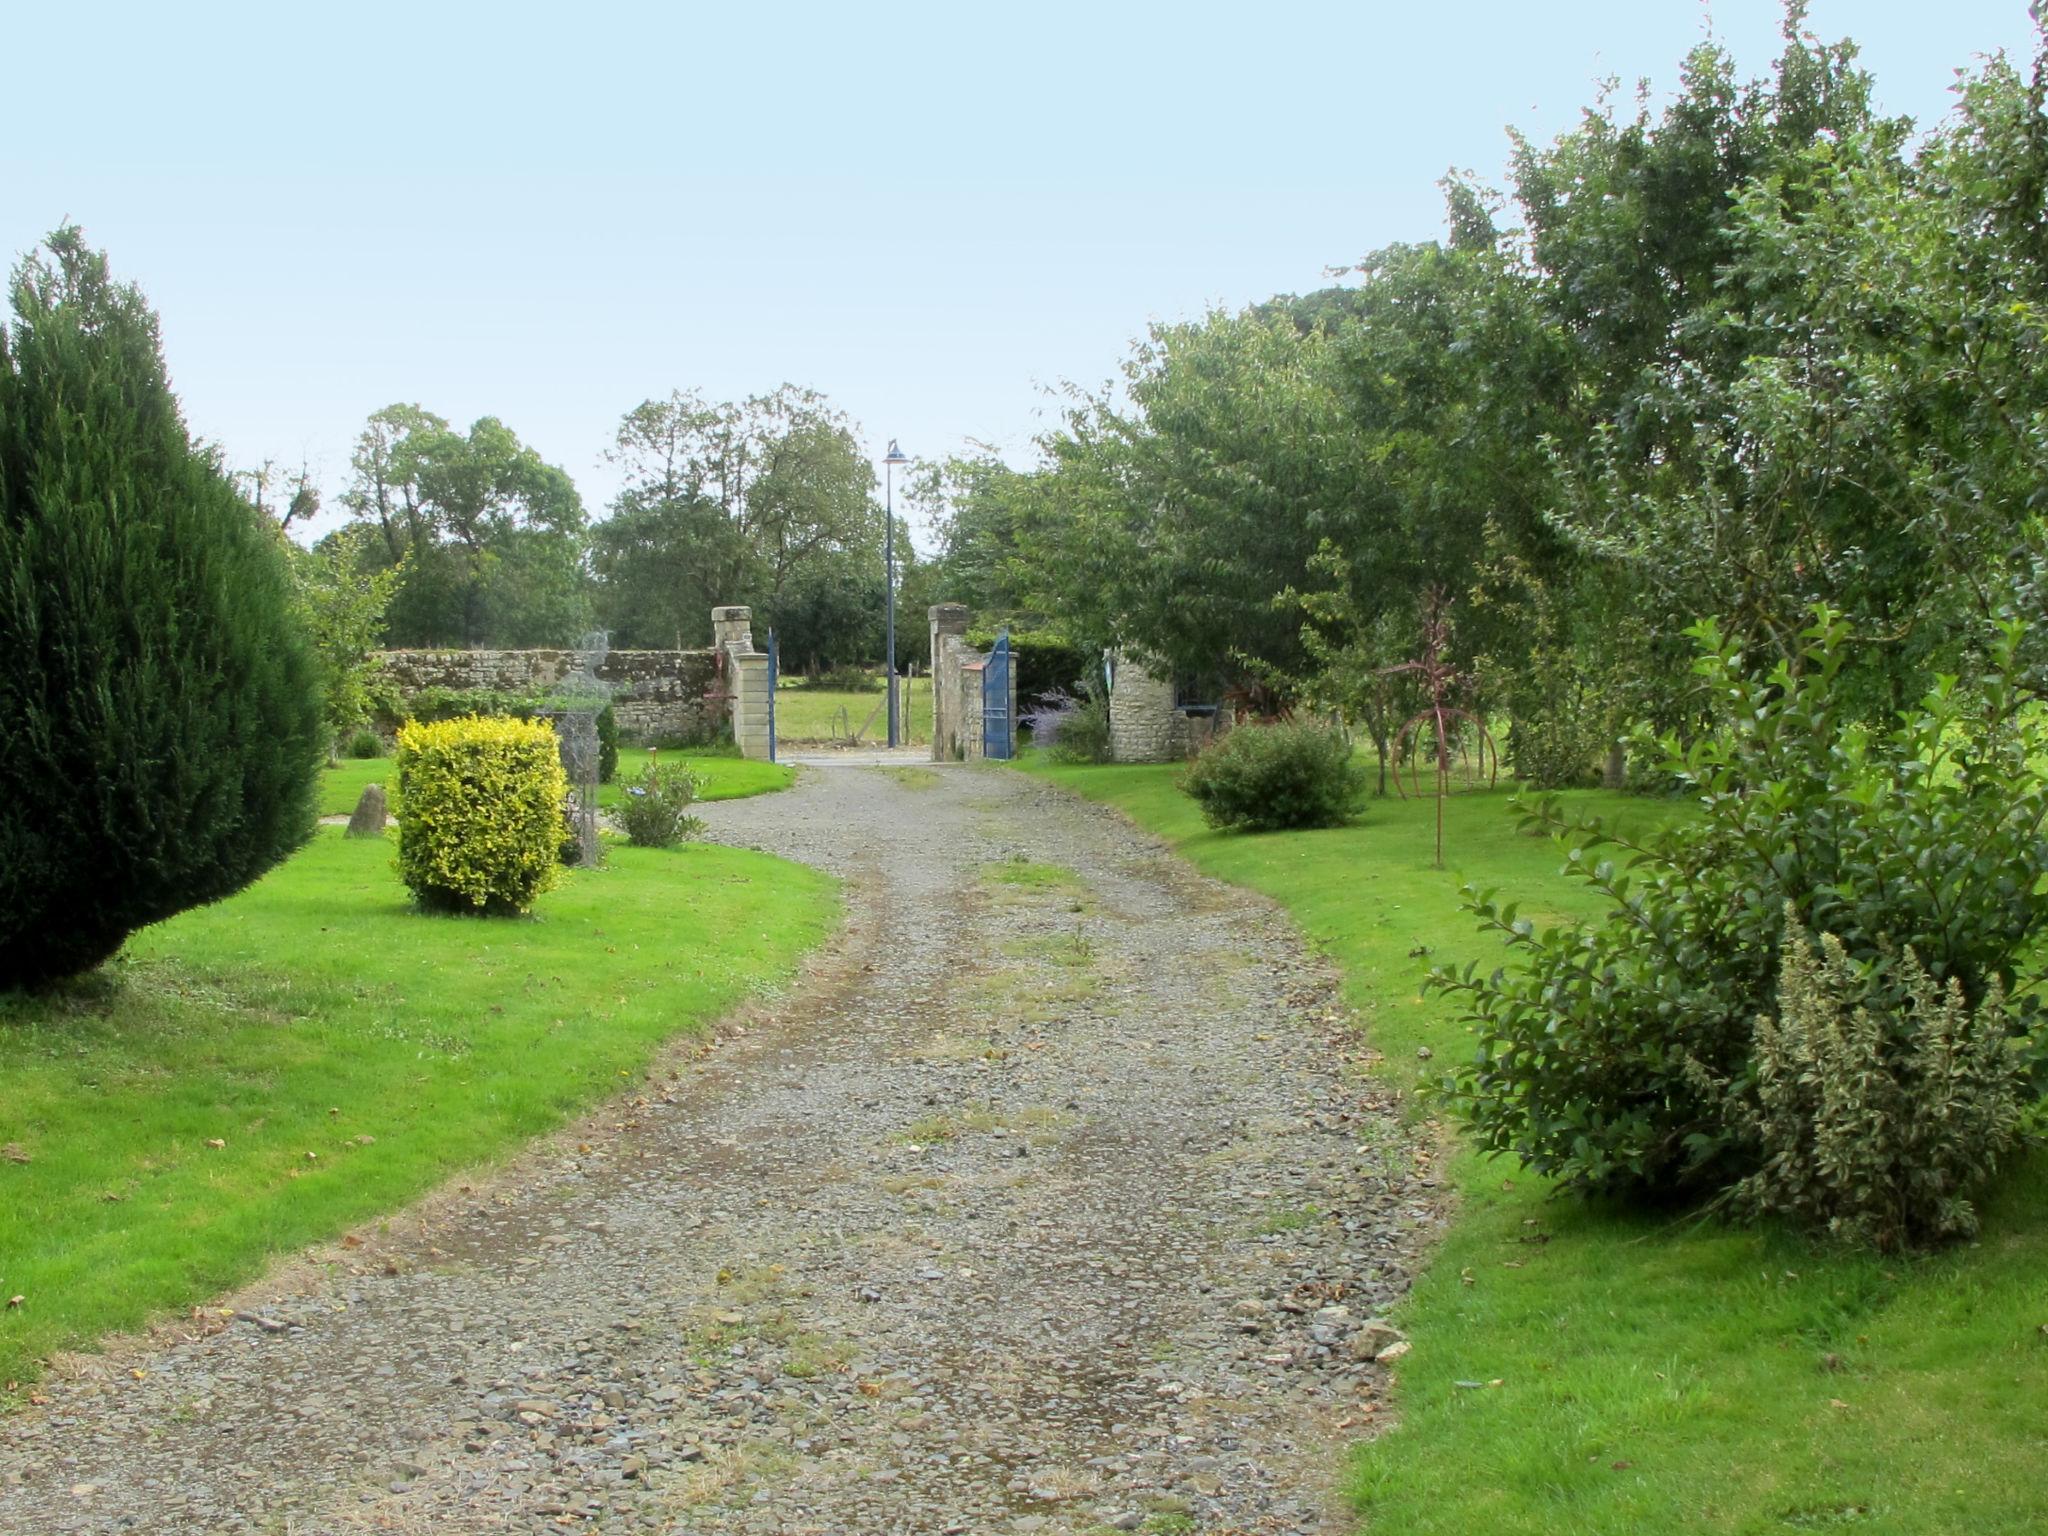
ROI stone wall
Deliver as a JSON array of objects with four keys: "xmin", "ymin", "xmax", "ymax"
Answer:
[{"xmin": 375, "ymin": 647, "xmax": 722, "ymax": 743}]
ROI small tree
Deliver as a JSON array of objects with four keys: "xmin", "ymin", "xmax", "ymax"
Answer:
[
  {"xmin": 1381, "ymin": 590, "xmax": 1497, "ymax": 868},
  {"xmin": 291, "ymin": 527, "xmax": 403, "ymax": 756},
  {"xmin": 0, "ymin": 229, "xmax": 324, "ymax": 986}
]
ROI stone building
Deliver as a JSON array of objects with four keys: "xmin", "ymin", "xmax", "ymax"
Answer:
[{"xmin": 1107, "ymin": 652, "xmax": 1226, "ymax": 764}]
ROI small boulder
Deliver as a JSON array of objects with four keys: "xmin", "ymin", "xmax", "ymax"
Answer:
[
  {"xmin": 345, "ymin": 783, "xmax": 388, "ymax": 838},
  {"xmin": 1348, "ymin": 1319, "xmax": 1406, "ymax": 1362}
]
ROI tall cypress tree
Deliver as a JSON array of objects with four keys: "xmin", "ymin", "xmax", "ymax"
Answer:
[{"xmin": 0, "ymin": 228, "xmax": 324, "ymax": 986}]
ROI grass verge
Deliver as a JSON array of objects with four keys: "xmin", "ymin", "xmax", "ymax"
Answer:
[
  {"xmin": 1022, "ymin": 755, "xmax": 2048, "ymax": 1535},
  {"xmin": 0, "ymin": 829, "xmax": 836, "ymax": 1393}
]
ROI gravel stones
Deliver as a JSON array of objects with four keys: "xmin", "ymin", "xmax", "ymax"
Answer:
[{"xmin": 0, "ymin": 763, "xmax": 1440, "ymax": 1534}]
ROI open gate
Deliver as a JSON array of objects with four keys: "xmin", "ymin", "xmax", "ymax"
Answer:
[{"xmin": 982, "ymin": 628, "xmax": 1014, "ymax": 760}]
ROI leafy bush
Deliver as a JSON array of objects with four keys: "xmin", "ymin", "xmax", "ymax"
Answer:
[
  {"xmin": 395, "ymin": 716, "xmax": 567, "ymax": 913},
  {"xmin": 346, "ymin": 729, "xmax": 384, "ymax": 760},
  {"xmin": 969, "ymin": 627, "xmax": 1092, "ymax": 711},
  {"xmin": 1504, "ymin": 704, "xmax": 1603, "ymax": 790},
  {"xmin": 1024, "ymin": 688, "xmax": 1112, "ymax": 764},
  {"xmin": 1710, "ymin": 907, "xmax": 2027, "ymax": 1252},
  {"xmin": 615, "ymin": 758, "xmax": 706, "ymax": 848},
  {"xmin": 596, "ymin": 703, "xmax": 619, "ymax": 784},
  {"xmin": 1436, "ymin": 609, "xmax": 2048, "ymax": 1209},
  {"xmin": 0, "ymin": 229, "xmax": 324, "ymax": 986},
  {"xmin": 1180, "ymin": 721, "xmax": 1364, "ymax": 832}
]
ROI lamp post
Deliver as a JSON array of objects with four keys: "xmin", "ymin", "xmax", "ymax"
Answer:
[{"xmin": 883, "ymin": 439, "xmax": 908, "ymax": 748}]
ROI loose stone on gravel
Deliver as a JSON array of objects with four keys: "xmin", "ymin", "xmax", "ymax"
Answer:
[{"xmin": 0, "ymin": 762, "xmax": 1440, "ymax": 1535}]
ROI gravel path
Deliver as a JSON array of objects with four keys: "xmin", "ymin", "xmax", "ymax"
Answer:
[{"xmin": 0, "ymin": 764, "xmax": 1440, "ymax": 1535}]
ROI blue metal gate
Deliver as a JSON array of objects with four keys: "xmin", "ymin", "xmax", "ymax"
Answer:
[
  {"xmin": 982, "ymin": 628, "xmax": 1014, "ymax": 760},
  {"xmin": 765, "ymin": 628, "xmax": 779, "ymax": 763}
]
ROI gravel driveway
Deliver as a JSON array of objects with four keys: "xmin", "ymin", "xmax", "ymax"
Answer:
[{"xmin": 0, "ymin": 764, "xmax": 1439, "ymax": 1535}]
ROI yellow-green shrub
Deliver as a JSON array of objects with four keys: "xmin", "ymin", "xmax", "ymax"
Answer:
[{"xmin": 395, "ymin": 716, "xmax": 568, "ymax": 914}]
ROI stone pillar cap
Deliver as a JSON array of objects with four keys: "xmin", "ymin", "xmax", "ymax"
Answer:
[
  {"xmin": 712, "ymin": 605, "xmax": 752, "ymax": 621},
  {"xmin": 930, "ymin": 602, "xmax": 970, "ymax": 623}
]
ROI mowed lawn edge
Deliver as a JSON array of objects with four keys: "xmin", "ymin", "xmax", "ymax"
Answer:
[
  {"xmin": 0, "ymin": 822, "xmax": 836, "ymax": 1395},
  {"xmin": 1019, "ymin": 755, "xmax": 2048, "ymax": 1536}
]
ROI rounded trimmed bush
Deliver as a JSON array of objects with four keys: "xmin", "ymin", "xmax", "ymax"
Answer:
[
  {"xmin": 395, "ymin": 715, "xmax": 568, "ymax": 913},
  {"xmin": 0, "ymin": 229, "xmax": 324, "ymax": 987},
  {"xmin": 1180, "ymin": 720, "xmax": 1365, "ymax": 832}
]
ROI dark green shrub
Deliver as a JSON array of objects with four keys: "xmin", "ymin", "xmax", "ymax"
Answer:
[
  {"xmin": 596, "ymin": 703, "xmax": 619, "ymax": 784},
  {"xmin": 346, "ymin": 729, "xmax": 384, "ymax": 759},
  {"xmin": 616, "ymin": 758, "xmax": 705, "ymax": 848},
  {"xmin": 0, "ymin": 229, "xmax": 323, "ymax": 986},
  {"xmin": 969, "ymin": 627, "xmax": 1091, "ymax": 711},
  {"xmin": 1180, "ymin": 721, "xmax": 1364, "ymax": 832},
  {"xmin": 1436, "ymin": 609, "xmax": 2048, "ymax": 1208}
]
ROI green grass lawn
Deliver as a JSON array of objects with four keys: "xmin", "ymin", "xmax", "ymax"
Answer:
[
  {"xmin": 599, "ymin": 748, "xmax": 793, "ymax": 809},
  {"xmin": 321, "ymin": 750, "xmax": 793, "ymax": 820},
  {"xmin": 0, "ymin": 830, "xmax": 836, "ymax": 1393},
  {"xmin": 773, "ymin": 678, "xmax": 932, "ymax": 746},
  {"xmin": 1022, "ymin": 756, "xmax": 2048, "ymax": 1536}
]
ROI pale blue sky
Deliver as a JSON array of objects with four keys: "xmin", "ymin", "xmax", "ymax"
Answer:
[{"xmin": 6, "ymin": 2, "xmax": 2039, "ymax": 550}]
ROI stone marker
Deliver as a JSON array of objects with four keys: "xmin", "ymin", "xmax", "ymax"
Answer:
[{"xmin": 345, "ymin": 783, "xmax": 388, "ymax": 838}]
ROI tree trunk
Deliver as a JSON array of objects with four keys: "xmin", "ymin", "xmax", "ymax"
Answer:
[{"xmin": 1602, "ymin": 740, "xmax": 1627, "ymax": 791}]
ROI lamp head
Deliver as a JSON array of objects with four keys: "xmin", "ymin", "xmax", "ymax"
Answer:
[{"xmin": 884, "ymin": 439, "xmax": 909, "ymax": 467}]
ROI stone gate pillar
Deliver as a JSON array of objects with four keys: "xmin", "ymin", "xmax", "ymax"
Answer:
[
  {"xmin": 712, "ymin": 605, "xmax": 755, "ymax": 656},
  {"xmin": 711, "ymin": 605, "xmax": 773, "ymax": 761},
  {"xmin": 929, "ymin": 604, "xmax": 970, "ymax": 762}
]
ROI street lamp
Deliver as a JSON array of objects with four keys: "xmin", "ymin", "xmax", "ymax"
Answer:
[{"xmin": 883, "ymin": 439, "xmax": 909, "ymax": 748}]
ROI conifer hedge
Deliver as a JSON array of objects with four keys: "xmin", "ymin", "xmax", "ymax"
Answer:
[{"xmin": 0, "ymin": 229, "xmax": 324, "ymax": 987}]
